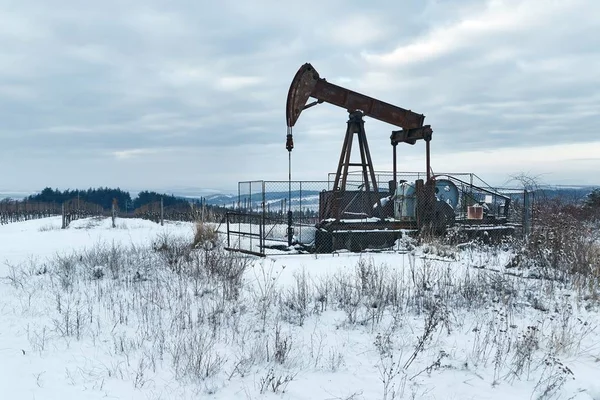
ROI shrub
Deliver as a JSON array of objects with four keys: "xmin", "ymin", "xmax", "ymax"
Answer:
[
  {"xmin": 152, "ymin": 232, "xmax": 193, "ymax": 273},
  {"xmin": 515, "ymin": 198, "xmax": 600, "ymax": 292},
  {"xmin": 193, "ymin": 221, "xmax": 220, "ymax": 249}
]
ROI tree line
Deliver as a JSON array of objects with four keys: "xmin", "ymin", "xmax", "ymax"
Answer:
[{"xmin": 25, "ymin": 187, "xmax": 198, "ymax": 211}]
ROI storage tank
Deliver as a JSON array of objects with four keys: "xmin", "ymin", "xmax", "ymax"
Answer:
[{"xmin": 394, "ymin": 182, "xmax": 417, "ymax": 220}]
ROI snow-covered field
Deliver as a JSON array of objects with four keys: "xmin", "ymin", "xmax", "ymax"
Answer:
[{"xmin": 1, "ymin": 216, "xmax": 599, "ymax": 399}]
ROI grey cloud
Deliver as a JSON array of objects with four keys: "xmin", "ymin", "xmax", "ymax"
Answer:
[{"xmin": 0, "ymin": 0, "xmax": 598, "ymax": 192}]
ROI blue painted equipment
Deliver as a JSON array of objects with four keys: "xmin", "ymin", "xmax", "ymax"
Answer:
[{"xmin": 435, "ymin": 179, "xmax": 459, "ymax": 209}]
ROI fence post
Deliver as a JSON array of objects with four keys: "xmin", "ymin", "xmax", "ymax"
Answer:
[
  {"xmin": 249, "ymin": 181, "xmax": 253, "ymax": 251},
  {"xmin": 160, "ymin": 197, "xmax": 164, "ymax": 226},
  {"xmin": 226, "ymin": 213, "xmax": 231, "ymax": 248},
  {"xmin": 112, "ymin": 201, "xmax": 116, "ymax": 228},
  {"xmin": 299, "ymin": 181, "xmax": 302, "ymax": 244},
  {"xmin": 261, "ymin": 181, "xmax": 266, "ymax": 252},
  {"xmin": 237, "ymin": 183, "xmax": 241, "ymax": 250},
  {"xmin": 531, "ymin": 191, "xmax": 535, "ymax": 232},
  {"xmin": 61, "ymin": 203, "xmax": 66, "ymax": 229},
  {"xmin": 523, "ymin": 190, "xmax": 531, "ymax": 237},
  {"xmin": 237, "ymin": 182, "xmax": 241, "ymax": 212}
]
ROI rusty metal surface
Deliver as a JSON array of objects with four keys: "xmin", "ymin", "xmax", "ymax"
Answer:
[
  {"xmin": 286, "ymin": 62, "xmax": 426, "ymax": 129},
  {"xmin": 311, "ymin": 79, "xmax": 425, "ymax": 129},
  {"xmin": 390, "ymin": 125, "xmax": 433, "ymax": 145},
  {"xmin": 286, "ymin": 63, "xmax": 320, "ymax": 127}
]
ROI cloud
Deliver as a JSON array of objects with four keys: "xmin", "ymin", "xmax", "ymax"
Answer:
[
  {"xmin": 361, "ymin": 0, "xmax": 583, "ymax": 67},
  {"xmin": 215, "ymin": 76, "xmax": 264, "ymax": 91},
  {"xmin": 318, "ymin": 15, "xmax": 389, "ymax": 47},
  {"xmin": 112, "ymin": 148, "xmax": 165, "ymax": 160},
  {"xmin": 0, "ymin": 0, "xmax": 598, "ymax": 193}
]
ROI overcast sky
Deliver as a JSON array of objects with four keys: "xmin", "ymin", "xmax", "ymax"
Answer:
[{"xmin": 0, "ymin": 0, "xmax": 598, "ymax": 194}]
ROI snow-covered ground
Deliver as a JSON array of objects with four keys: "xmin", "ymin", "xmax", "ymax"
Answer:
[{"xmin": 1, "ymin": 216, "xmax": 599, "ymax": 399}]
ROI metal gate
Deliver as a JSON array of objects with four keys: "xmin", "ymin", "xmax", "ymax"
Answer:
[{"xmin": 224, "ymin": 211, "xmax": 266, "ymax": 257}]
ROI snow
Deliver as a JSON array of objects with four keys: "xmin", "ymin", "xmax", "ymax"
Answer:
[{"xmin": 1, "ymin": 216, "xmax": 600, "ymax": 400}]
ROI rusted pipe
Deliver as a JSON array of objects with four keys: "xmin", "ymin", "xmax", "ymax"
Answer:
[
  {"xmin": 426, "ymin": 139, "xmax": 431, "ymax": 182},
  {"xmin": 393, "ymin": 143, "xmax": 397, "ymax": 183}
]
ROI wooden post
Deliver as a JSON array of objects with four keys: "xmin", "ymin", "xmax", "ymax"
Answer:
[
  {"xmin": 201, "ymin": 197, "xmax": 205, "ymax": 223},
  {"xmin": 160, "ymin": 197, "xmax": 164, "ymax": 226},
  {"xmin": 61, "ymin": 203, "xmax": 66, "ymax": 229},
  {"xmin": 226, "ymin": 213, "xmax": 230, "ymax": 248},
  {"xmin": 523, "ymin": 190, "xmax": 531, "ymax": 237},
  {"xmin": 111, "ymin": 199, "xmax": 117, "ymax": 228}
]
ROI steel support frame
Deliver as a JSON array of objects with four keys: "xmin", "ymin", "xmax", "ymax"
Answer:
[{"xmin": 331, "ymin": 111, "xmax": 382, "ymax": 221}]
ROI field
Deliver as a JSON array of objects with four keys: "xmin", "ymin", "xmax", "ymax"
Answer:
[{"xmin": 1, "ymin": 216, "xmax": 599, "ymax": 399}]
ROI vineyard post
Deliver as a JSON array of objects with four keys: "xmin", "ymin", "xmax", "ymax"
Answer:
[{"xmin": 111, "ymin": 199, "xmax": 117, "ymax": 228}]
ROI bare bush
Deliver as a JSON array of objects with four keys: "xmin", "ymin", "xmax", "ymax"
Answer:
[
  {"xmin": 326, "ymin": 348, "xmax": 346, "ymax": 372},
  {"xmin": 152, "ymin": 232, "xmax": 193, "ymax": 273},
  {"xmin": 531, "ymin": 355, "xmax": 574, "ymax": 400},
  {"xmin": 375, "ymin": 331, "xmax": 405, "ymax": 400},
  {"xmin": 508, "ymin": 325, "xmax": 540, "ymax": 382},
  {"xmin": 169, "ymin": 328, "xmax": 227, "ymax": 382},
  {"xmin": 250, "ymin": 261, "xmax": 284, "ymax": 332},
  {"xmin": 513, "ymin": 198, "xmax": 600, "ymax": 296},
  {"xmin": 262, "ymin": 321, "xmax": 294, "ymax": 367},
  {"xmin": 403, "ymin": 299, "xmax": 447, "ymax": 370},
  {"xmin": 258, "ymin": 366, "xmax": 296, "ymax": 394},
  {"xmin": 279, "ymin": 268, "xmax": 310, "ymax": 326},
  {"xmin": 193, "ymin": 221, "xmax": 220, "ymax": 250},
  {"xmin": 78, "ymin": 241, "xmax": 130, "ymax": 279}
]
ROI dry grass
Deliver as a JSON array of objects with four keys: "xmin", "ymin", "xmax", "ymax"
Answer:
[
  {"xmin": 5, "ymin": 228, "xmax": 598, "ymax": 399},
  {"xmin": 193, "ymin": 221, "xmax": 219, "ymax": 249},
  {"xmin": 514, "ymin": 198, "xmax": 600, "ymax": 299}
]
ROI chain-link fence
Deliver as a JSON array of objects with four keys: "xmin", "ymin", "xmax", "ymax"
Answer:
[
  {"xmin": 225, "ymin": 180, "xmax": 324, "ymax": 256},
  {"xmin": 225, "ymin": 173, "xmax": 535, "ymax": 256}
]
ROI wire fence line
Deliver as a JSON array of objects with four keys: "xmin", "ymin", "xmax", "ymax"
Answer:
[
  {"xmin": 8, "ymin": 175, "xmax": 592, "ymax": 258},
  {"xmin": 0, "ymin": 198, "xmax": 105, "ymax": 227},
  {"xmin": 0, "ymin": 196, "xmax": 230, "ymax": 228}
]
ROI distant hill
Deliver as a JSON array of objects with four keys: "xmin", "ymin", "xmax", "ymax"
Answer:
[
  {"xmin": 184, "ymin": 190, "xmax": 322, "ymax": 211},
  {"xmin": 535, "ymin": 186, "xmax": 598, "ymax": 203},
  {"xmin": 191, "ymin": 185, "xmax": 600, "ymax": 213},
  {"xmin": 0, "ymin": 191, "xmax": 31, "ymax": 200}
]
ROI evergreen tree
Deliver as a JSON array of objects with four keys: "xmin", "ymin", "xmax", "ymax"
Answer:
[{"xmin": 585, "ymin": 188, "xmax": 600, "ymax": 209}]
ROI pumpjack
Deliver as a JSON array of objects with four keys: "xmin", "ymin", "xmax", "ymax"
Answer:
[
  {"xmin": 282, "ymin": 63, "xmax": 517, "ymax": 253},
  {"xmin": 285, "ymin": 63, "xmax": 448, "ymax": 252}
]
